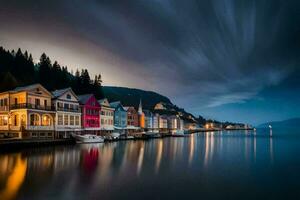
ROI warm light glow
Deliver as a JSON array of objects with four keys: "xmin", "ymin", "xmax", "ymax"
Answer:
[{"xmin": 0, "ymin": 155, "xmax": 27, "ymax": 200}]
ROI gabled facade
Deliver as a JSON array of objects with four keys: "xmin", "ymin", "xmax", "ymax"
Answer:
[
  {"xmin": 78, "ymin": 94, "xmax": 101, "ymax": 134},
  {"xmin": 144, "ymin": 110, "xmax": 153, "ymax": 130},
  {"xmin": 98, "ymin": 98, "xmax": 114, "ymax": 135},
  {"xmin": 159, "ymin": 115, "xmax": 168, "ymax": 129},
  {"xmin": 110, "ymin": 101, "xmax": 127, "ymax": 129},
  {"xmin": 52, "ymin": 88, "xmax": 81, "ymax": 138},
  {"xmin": 124, "ymin": 106, "xmax": 139, "ymax": 127},
  {"xmin": 0, "ymin": 84, "xmax": 55, "ymax": 139}
]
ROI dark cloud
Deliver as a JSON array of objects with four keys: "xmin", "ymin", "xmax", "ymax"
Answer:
[{"xmin": 0, "ymin": 0, "xmax": 299, "ymax": 123}]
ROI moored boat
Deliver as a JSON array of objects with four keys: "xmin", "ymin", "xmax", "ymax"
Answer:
[
  {"xmin": 172, "ymin": 130, "xmax": 187, "ymax": 137},
  {"xmin": 73, "ymin": 134, "xmax": 104, "ymax": 143}
]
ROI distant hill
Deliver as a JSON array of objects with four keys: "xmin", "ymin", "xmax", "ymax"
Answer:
[
  {"xmin": 103, "ymin": 86, "xmax": 172, "ymax": 110},
  {"xmin": 258, "ymin": 118, "xmax": 300, "ymax": 128}
]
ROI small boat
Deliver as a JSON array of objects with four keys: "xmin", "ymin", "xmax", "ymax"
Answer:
[
  {"xmin": 145, "ymin": 131, "xmax": 161, "ymax": 138},
  {"xmin": 111, "ymin": 132, "xmax": 120, "ymax": 139},
  {"xmin": 74, "ymin": 134, "xmax": 104, "ymax": 143},
  {"xmin": 172, "ymin": 130, "xmax": 186, "ymax": 137}
]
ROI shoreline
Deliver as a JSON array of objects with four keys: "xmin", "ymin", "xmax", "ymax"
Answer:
[{"xmin": 0, "ymin": 128, "xmax": 254, "ymax": 152}]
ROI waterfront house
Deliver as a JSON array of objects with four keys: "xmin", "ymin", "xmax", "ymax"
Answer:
[
  {"xmin": 143, "ymin": 110, "xmax": 153, "ymax": 131},
  {"xmin": 110, "ymin": 101, "xmax": 127, "ymax": 130},
  {"xmin": 124, "ymin": 106, "xmax": 139, "ymax": 127},
  {"xmin": 159, "ymin": 115, "xmax": 168, "ymax": 133},
  {"xmin": 0, "ymin": 84, "xmax": 55, "ymax": 139},
  {"xmin": 167, "ymin": 115, "xmax": 179, "ymax": 133},
  {"xmin": 52, "ymin": 88, "xmax": 81, "ymax": 138},
  {"xmin": 124, "ymin": 106, "xmax": 139, "ymax": 134},
  {"xmin": 98, "ymin": 98, "xmax": 115, "ymax": 136},
  {"xmin": 78, "ymin": 94, "xmax": 101, "ymax": 135},
  {"xmin": 152, "ymin": 113, "xmax": 160, "ymax": 132},
  {"xmin": 0, "ymin": 92, "xmax": 9, "ymax": 138},
  {"xmin": 138, "ymin": 99, "xmax": 145, "ymax": 129}
]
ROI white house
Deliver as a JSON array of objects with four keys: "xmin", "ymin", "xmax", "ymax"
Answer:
[
  {"xmin": 98, "ymin": 98, "xmax": 115, "ymax": 135},
  {"xmin": 52, "ymin": 88, "xmax": 81, "ymax": 138}
]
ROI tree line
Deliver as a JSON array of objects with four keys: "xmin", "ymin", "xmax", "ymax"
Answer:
[{"xmin": 0, "ymin": 46, "xmax": 104, "ymax": 99}]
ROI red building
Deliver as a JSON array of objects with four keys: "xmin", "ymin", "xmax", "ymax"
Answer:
[
  {"xmin": 78, "ymin": 94, "xmax": 101, "ymax": 134},
  {"xmin": 124, "ymin": 106, "xmax": 139, "ymax": 127}
]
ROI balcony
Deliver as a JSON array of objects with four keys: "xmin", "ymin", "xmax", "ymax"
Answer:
[
  {"xmin": 56, "ymin": 107, "xmax": 80, "ymax": 113},
  {"xmin": 0, "ymin": 125, "xmax": 8, "ymax": 130},
  {"xmin": 0, "ymin": 106, "xmax": 9, "ymax": 112},
  {"xmin": 10, "ymin": 103, "xmax": 54, "ymax": 111}
]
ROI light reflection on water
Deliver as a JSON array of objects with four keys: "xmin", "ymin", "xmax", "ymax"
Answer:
[{"xmin": 0, "ymin": 128, "xmax": 300, "ymax": 200}]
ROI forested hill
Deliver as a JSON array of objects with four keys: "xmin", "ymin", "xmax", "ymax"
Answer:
[
  {"xmin": 0, "ymin": 46, "xmax": 104, "ymax": 98},
  {"xmin": 0, "ymin": 46, "xmax": 206, "ymax": 124},
  {"xmin": 103, "ymin": 86, "xmax": 172, "ymax": 110}
]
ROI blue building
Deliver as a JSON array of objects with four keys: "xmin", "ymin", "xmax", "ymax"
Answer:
[
  {"xmin": 143, "ymin": 110, "xmax": 154, "ymax": 130},
  {"xmin": 110, "ymin": 101, "xmax": 127, "ymax": 129}
]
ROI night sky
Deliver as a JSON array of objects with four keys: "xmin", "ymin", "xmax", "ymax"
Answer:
[{"xmin": 0, "ymin": 0, "xmax": 299, "ymax": 125}]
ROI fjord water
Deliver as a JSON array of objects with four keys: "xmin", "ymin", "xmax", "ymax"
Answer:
[{"xmin": 1, "ymin": 128, "xmax": 300, "ymax": 200}]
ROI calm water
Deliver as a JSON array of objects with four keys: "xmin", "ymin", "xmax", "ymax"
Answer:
[{"xmin": 1, "ymin": 128, "xmax": 300, "ymax": 200}]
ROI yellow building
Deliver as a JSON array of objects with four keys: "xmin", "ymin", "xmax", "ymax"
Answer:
[{"xmin": 0, "ymin": 84, "xmax": 55, "ymax": 139}]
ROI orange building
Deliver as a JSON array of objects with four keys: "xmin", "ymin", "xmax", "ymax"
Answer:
[{"xmin": 138, "ymin": 99, "xmax": 145, "ymax": 128}]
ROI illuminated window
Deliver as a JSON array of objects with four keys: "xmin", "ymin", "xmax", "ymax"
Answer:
[
  {"xmin": 75, "ymin": 116, "xmax": 80, "ymax": 126},
  {"xmin": 42, "ymin": 115, "xmax": 51, "ymax": 126},
  {"xmin": 64, "ymin": 115, "xmax": 69, "ymax": 125},
  {"xmin": 0, "ymin": 116, "xmax": 8, "ymax": 126},
  {"xmin": 30, "ymin": 114, "xmax": 40, "ymax": 126},
  {"xmin": 58, "ymin": 115, "xmax": 63, "ymax": 125},
  {"xmin": 70, "ymin": 115, "xmax": 74, "ymax": 125}
]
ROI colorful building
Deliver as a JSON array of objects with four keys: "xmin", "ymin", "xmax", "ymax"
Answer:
[
  {"xmin": 51, "ymin": 88, "xmax": 81, "ymax": 138},
  {"xmin": 0, "ymin": 84, "xmax": 55, "ymax": 139},
  {"xmin": 152, "ymin": 113, "xmax": 160, "ymax": 132},
  {"xmin": 167, "ymin": 115, "xmax": 179, "ymax": 133},
  {"xmin": 78, "ymin": 94, "xmax": 101, "ymax": 135},
  {"xmin": 143, "ymin": 110, "xmax": 153, "ymax": 130},
  {"xmin": 138, "ymin": 99, "xmax": 145, "ymax": 128},
  {"xmin": 124, "ymin": 106, "xmax": 139, "ymax": 127},
  {"xmin": 159, "ymin": 115, "xmax": 168, "ymax": 133},
  {"xmin": 98, "ymin": 98, "xmax": 114, "ymax": 136},
  {"xmin": 110, "ymin": 101, "xmax": 127, "ymax": 129}
]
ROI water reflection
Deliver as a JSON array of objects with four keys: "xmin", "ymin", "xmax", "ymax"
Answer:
[
  {"xmin": 0, "ymin": 154, "xmax": 27, "ymax": 200},
  {"xmin": 0, "ymin": 129, "xmax": 284, "ymax": 199}
]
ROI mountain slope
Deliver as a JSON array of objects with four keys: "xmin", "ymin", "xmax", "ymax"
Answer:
[
  {"xmin": 258, "ymin": 118, "xmax": 300, "ymax": 128},
  {"xmin": 103, "ymin": 86, "xmax": 172, "ymax": 110}
]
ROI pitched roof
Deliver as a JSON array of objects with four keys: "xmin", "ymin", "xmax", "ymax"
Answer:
[
  {"xmin": 110, "ymin": 101, "xmax": 121, "ymax": 108},
  {"xmin": 51, "ymin": 87, "xmax": 72, "ymax": 98},
  {"xmin": 12, "ymin": 83, "xmax": 52, "ymax": 96},
  {"xmin": 77, "ymin": 94, "xmax": 93, "ymax": 104}
]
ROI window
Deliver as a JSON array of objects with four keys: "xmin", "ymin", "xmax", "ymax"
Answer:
[
  {"xmin": 0, "ymin": 116, "xmax": 8, "ymax": 126},
  {"xmin": 70, "ymin": 116, "xmax": 74, "ymax": 125},
  {"xmin": 66, "ymin": 94, "xmax": 71, "ymax": 99},
  {"xmin": 42, "ymin": 115, "xmax": 51, "ymax": 126},
  {"xmin": 64, "ymin": 103, "xmax": 69, "ymax": 110},
  {"xmin": 44, "ymin": 100, "xmax": 47, "ymax": 107},
  {"xmin": 64, "ymin": 115, "xmax": 69, "ymax": 125},
  {"xmin": 58, "ymin": 115, "xmax": 63, "ymax": 125},
  {"xmin": 75, "ymin": 116, "xmax": 79, "ymax": 126},
  {"xmin": 14, "ymin": 98, "xmax": 18, "ymax": 105},
  {"xmin": 70, "ymin": 104, "xmax": 74, "ymax": 110},
  {"xmin": 35, "ymin": 99, "xmax": 40, "ymax": 106},
  {"xmin": 30, "ymin": 114, "xmax": 40, "ymax": 126},
  {"xmin": 4, "ymin": 98, "xmax": 7, "ymax": 106}
]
